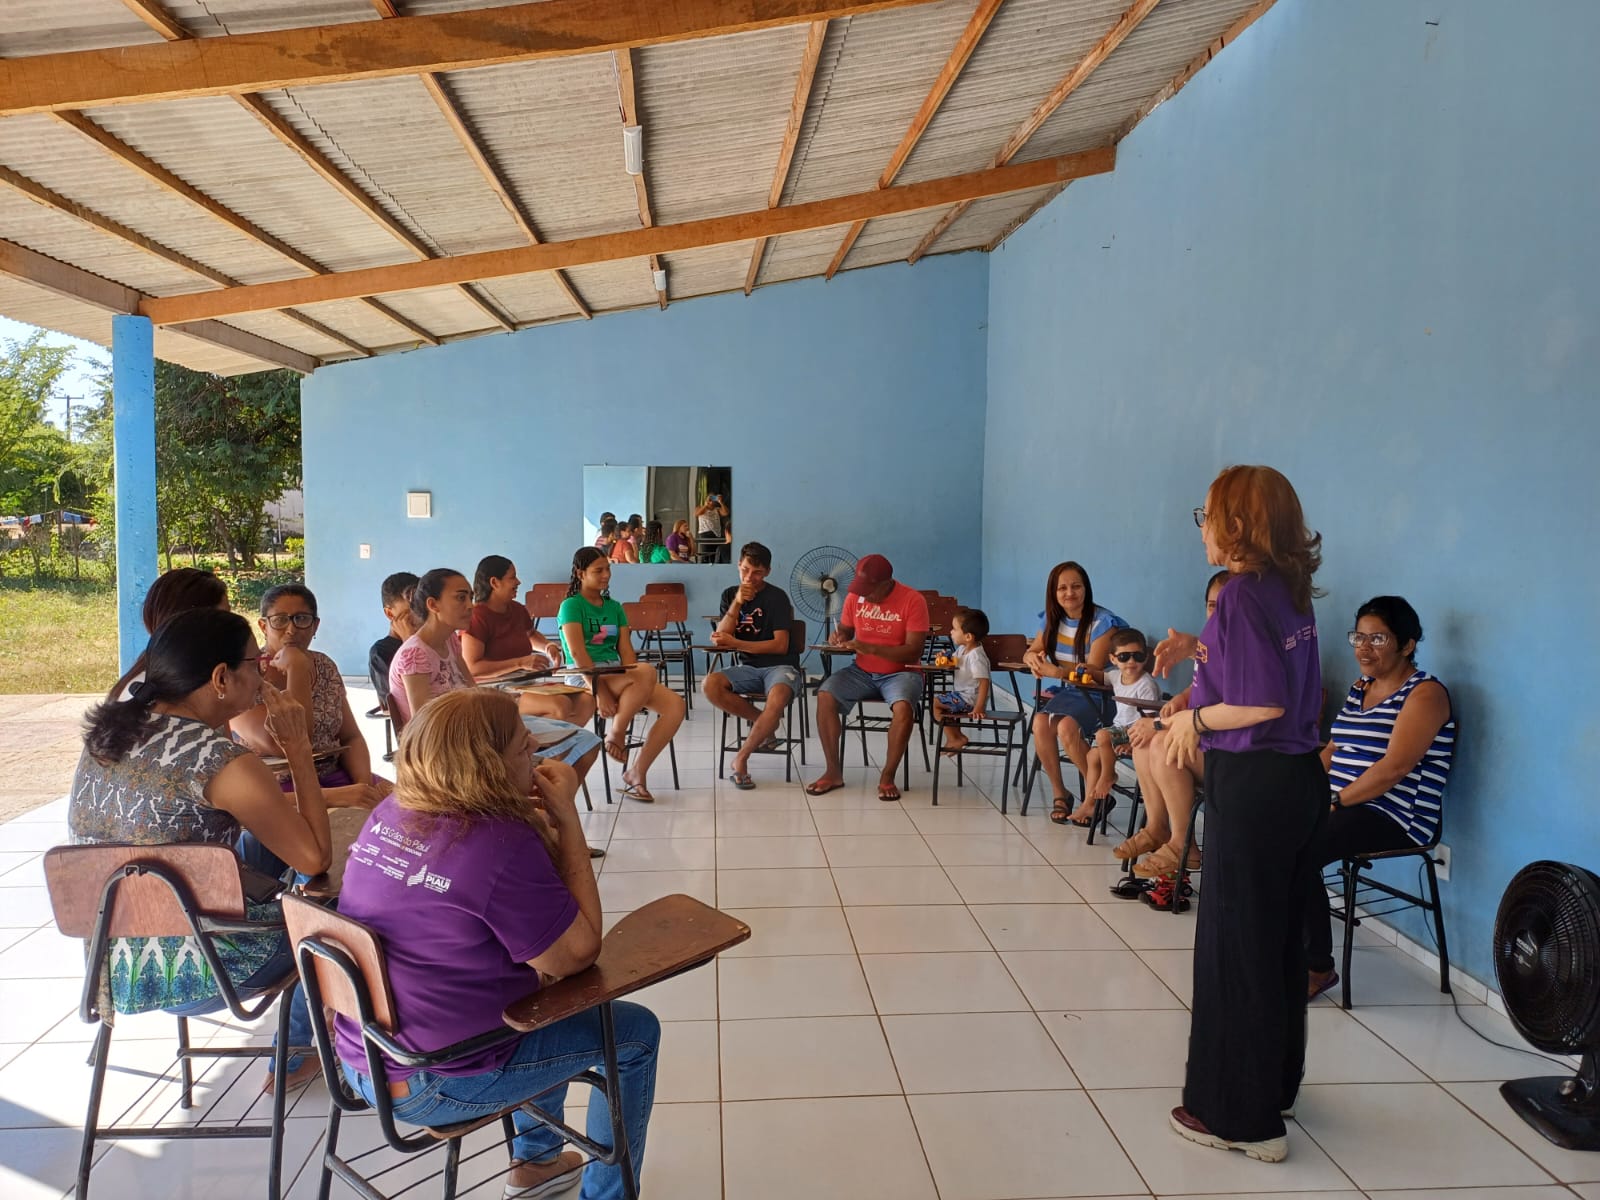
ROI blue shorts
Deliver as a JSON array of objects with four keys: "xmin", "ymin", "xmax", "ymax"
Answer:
[
  {"xmin": 1036, "ymin": 685, "xmax": 1114, "ymax": 738},
  {"xmin": 935, "ymin": 692, "xmax": 973, "ymax": 713},
  {"xmin": 523, "ymin": 716, "xmax": 602, "ymax": 767},
  {"xmin": 819, "ymin": 665, "xmax": 923, "ymax": 715},
  {"xmin": 717, "ymin": 663, "xmax": 802, "ymax": 698}
]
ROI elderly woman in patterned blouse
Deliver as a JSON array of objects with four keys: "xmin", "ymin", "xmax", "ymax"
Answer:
[
  {"xmin": 231, "ymin": 583, "xmax": 386, "ymax": 810},
  {"xmin": 71, "ymin": 607, "xmax": 332, "ymax": 1092}
]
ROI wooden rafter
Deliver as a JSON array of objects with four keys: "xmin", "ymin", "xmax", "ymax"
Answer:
[
  {"xmin": 0, "ymin": 0, "xmax": 937, "ymax": 117},
  {"xmin": 614, "ymin": 49, "xmax": 667, "ymax": 310},
  {"xmin": 117, "ymin": 0, "xmax": 186, "ymax": 41},
  {"xmin": 824, "ymin": 0, "xmax": 1004, "ymax": 279},
  {"xmin": 908, "ymin": 0, "xmax": 1160, "ymax": 264},
  {"xmin": 745, "ymin": 20, "xmax": 828, "ymax": 295},
  {"xmin": 416, "ymin": 72, "xmax": 592, "ymax": 319},
  {"xmin": 141, "ymin": 147, "xmax": 1114, "ymax": 325},
  {"xmin": 0, "ymin": 236, "xmax": 317, "ymax": 373},
  {"xmin": 0, "ymin": 162, "xmax": 374, "ymax": 359},
  {"xmin": 48, "ymin": 111, "xmax": 372, "ymax": 357},
  {"xmin": 366, "ymin": 0, "xmax": 590, "ymax": 322},
  {"xmin": 980, "ymin": 0, "xmax": 1277, "ymax": 257}
]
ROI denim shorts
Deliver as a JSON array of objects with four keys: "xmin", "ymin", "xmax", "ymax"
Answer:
[
  {"xmin": 718, "ymin": 663, "xmax": 802, "ymax": 697},
  {"xmin": 819, "ymin": 664, "xmax": 923, "ymax": 715},
  {"xmin": 1037, "ymin": 684, "xmax": 1114, "ymax": 737},
  {"xmin": 935, "ymin": 691, "xmax": 973, "ymax": 713}
]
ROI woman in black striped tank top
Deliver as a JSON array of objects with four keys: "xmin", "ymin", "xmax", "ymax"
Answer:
[{"xmin": 1304, "ymin": 596, "xmax": 1456, "ymax": 1002}]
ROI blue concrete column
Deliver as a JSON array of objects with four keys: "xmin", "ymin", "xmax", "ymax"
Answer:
[{"xmin": 112, "ymin": 315, "xmax": 158, "ymax": 674}]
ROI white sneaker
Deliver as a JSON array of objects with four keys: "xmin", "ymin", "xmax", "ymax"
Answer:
[{"xmin": 1169, "ymin": 1107, "xmax": 1288, "ymax": 1162}]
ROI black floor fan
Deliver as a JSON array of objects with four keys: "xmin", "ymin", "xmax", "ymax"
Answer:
[{"xmin": 1494, "ymin": 860, "xmax": 1600, "ymax": 1150}]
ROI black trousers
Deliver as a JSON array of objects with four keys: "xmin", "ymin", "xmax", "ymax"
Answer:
[
  {"xmin": 1302, "ymin": 802, "xmax": 1416, "ymax": 973},
  {"xmin": 1183, "ymin": 748, "xmax": 1327, "ymax": 1143}
]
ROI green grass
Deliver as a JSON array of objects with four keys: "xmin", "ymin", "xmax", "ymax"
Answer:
[{"xmin": 0, "ymin": 579, "xmax": 119, "ymax": 693}]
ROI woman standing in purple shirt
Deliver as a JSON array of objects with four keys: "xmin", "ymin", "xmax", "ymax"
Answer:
[{"xmin": 1154, "ymin": 465, "xmax": 1326, "ymax": 1164}]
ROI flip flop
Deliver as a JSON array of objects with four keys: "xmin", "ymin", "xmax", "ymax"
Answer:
[
  {"xmin": 729, "ymin": 771, "xmax": 756, "ymax": 790},
  {"xmin": 1069, "ymin": 796, "xmax": 1117, "ymax": 827},
  {"xmin": 755, "ymin": 736, "xmax": 782, "ymax": 753},
  {"xmin": 877, "ymin": 783, "xmax": 902, "ymax": 802},
  {"xmin": 805, "ymin": 780, "xmax": 846, "ymax": 796},
  {"xmin": 603, "ymin": 737, "xmax": 629, "ymax": 764},
  {"xmin": 619, "ymin": 782, "xmax": 655, "ymax": 803}
]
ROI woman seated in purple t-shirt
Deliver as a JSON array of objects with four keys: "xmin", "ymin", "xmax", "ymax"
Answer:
[{"xmin": 335, "ymin": 689, "xmax": 660, "ymax": 1200}]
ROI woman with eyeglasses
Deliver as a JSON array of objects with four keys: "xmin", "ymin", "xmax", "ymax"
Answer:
[
  {"xmin": 72, "ymin": 607, "xmax": 329, "ymax": 1091},
  {"xmin": 1304, "ymin": 596, "xmax": 1455, "ymax": 1002},
  {"xmin": 231, "ymin": 584, "xmax": 382, "ymax": 811},
  {"xmin": 1153, "ymin": 466, "xmax": 1325, "ymax": 1164}
]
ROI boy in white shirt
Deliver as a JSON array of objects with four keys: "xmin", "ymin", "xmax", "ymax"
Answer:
[
  {"xmin": 1081, "ymin": 627, "xmax": 1162, "ymax": 821},
  {"xmin": 935, "ymin": 607, "xmax": 992, "ymax": 755}
]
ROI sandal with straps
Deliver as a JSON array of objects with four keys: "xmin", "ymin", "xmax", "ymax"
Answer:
[{"xmin": 1112, "ymin": 828, "xmax": 1162, "ymax": 861}]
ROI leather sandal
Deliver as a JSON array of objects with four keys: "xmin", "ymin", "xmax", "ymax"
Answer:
[
  {"xmin": 1112, "ymin": 828, "xmax": 1162, "ymax": 861},
  {"xmin": 1133, "ymin": 844, "xmax": 1181, "ymax": 879}
]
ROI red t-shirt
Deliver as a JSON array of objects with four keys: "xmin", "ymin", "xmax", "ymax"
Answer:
[
  {"xmin": 843, "ymin": 583, "xmax": 930, "ymax": 674},
  {"xmin": 467, "ymin": 602, "xmax": 533, "ymax": 662}
]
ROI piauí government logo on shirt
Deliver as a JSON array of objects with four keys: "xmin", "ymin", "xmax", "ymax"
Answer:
[{"xmin": 403, "ymin": 861, "xmax": 453, "ymax": 894}]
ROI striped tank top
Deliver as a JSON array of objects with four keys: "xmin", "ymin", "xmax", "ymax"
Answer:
[{"xmin": 1327, "ymin": 670, "xmax": 1455, "ymax": 845}]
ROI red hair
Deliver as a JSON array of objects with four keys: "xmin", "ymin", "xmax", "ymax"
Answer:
[{"xmin": 1206, "ymin": 465, "xmax": 1323, "ymax": 613}]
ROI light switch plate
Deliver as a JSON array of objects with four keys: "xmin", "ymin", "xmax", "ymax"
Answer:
[{"xmin": 359, "ymin": 543, "xmax": 371, "ymax": 559}]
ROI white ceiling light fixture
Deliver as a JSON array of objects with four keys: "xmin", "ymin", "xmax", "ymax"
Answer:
[{"xmin": 622, "ymin": 125, "xmax": 643, "ymax": 175}]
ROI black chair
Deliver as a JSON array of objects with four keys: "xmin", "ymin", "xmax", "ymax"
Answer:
[
  {"xmin": 283, "ymin": 893, "xmax": 749, "ymax": 1200},
  {"xmin": 43, "ymin": 843, "xmax": 302, "ymax": 1200},
  {"xmin": 712, "ymin": 619, "xmax": 808, "ymax": 782},
  {"xmin": 1324, "ymin": 835, "xmax": 1450, "ymax": 1009},
  {"xmin": 841, "ymin": 685, "xmax": 931, "ymax": 791},
  {"xmin": 365, "ymin": 703, "xmax": 396, "ymax": 763}
]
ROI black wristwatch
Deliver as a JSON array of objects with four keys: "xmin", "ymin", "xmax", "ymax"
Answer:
[{"xmin": 1153, "ymin": 718, "xmax": 1165, "ymax": 732}]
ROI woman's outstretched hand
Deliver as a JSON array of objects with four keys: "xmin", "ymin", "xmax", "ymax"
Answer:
[{"xmin": 1152, "ymin": 629, "xmax": 1200, "ymax": 678}]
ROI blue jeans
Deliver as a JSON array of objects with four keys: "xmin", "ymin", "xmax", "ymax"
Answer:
[
  {"xmin": 165, "ymin": 929, "xmax": 314, "ymax": 1074},
  {"xmin": 347, "ymin": 1001, "xmax": 660, "ymax": 1200}
]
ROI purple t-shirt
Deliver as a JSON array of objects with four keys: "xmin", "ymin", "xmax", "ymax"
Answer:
[
  {"xmin": 1187, "ymin": 571, "xmax": 1322, "ymax": 755},
  {"xmin": 333, "ymin": 796, "xmax": 579, "ymax": 1079}
]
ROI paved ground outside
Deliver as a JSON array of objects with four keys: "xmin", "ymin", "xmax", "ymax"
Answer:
[{"xmin": 0, "ymin": 695, "xmax": 96, "ymax": 823}]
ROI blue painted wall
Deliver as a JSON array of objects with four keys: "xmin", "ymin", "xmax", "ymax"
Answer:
[
  {"xmin": 982, "ymin": 0, "xmax": 1600, "ymax": 984},
  {"xmin": 303, "ymin": 255, "xmax": 989, "ymax": 676}
]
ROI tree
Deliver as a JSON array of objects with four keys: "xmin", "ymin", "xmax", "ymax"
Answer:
[
  {"xmin": 152, "ymin": 363, "xmax": 302, "ymax": 568},
  {"xmin": 0, "ymin": 333, "xmax": 78, "ymax": 515}
]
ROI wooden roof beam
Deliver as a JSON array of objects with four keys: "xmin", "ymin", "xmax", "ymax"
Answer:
[
  {"xmin": 0, "ymin": 0, "xmax": 939, "ymax": 117},
  {"xmin": 979, "ymin": 0, "xmax": 1277, "ymax": 257},
  {"xmin": 0, "ymin": 236, "xmax": 317, "ymax": 373},
  {"xmin": 745, "ymin": 20, "xmax": 828, "ymax": 295},
  {"xmin": 824, "ymin": 0, "xmax": 1003, "ymax": 279},
  {"xmin": 0, "ymin": 163, "xmax": 366, "ymax": 360},
  {"xmin": 141, "ymin": 146, "xmax": 1113, "ymax": 325},
  {"xmin": 117, "ymin": 0, "xmax": 186, "ymax": 41},
  {"xmin": 908, "ymin": 0, "xmax": 1160, "ymax": 264},
  {"xmin": 613, "ymin": 49, "xmax": 667, "ymax": 310}
]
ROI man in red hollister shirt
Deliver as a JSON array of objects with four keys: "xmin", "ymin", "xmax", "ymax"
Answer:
[{"xmin": 806, "ymin": 554, "xmax": 930, "ymax": 801}]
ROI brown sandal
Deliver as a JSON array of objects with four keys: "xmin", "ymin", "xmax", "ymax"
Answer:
[
  {"xmin": 1112, "ymin": 828, "xmax": 1162, "ymax": 861},
  {"xmin": 1133, "ymin": 844, "xmax": 1181, "ymax": 879}
]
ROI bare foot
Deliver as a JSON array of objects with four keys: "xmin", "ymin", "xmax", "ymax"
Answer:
[{"xmin": 943, "ymin": 732, "xmax": 969, "ymax": 755}]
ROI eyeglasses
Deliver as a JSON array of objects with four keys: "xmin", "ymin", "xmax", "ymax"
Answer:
[
  {"xmin": 1346, "ymin": 631, "xmax": 1392, "ymax": 649},
  {"xmin": 1192, "ymin": 507, "xmax": 1206, "ymax": 528},
  {"xmin": 265, "ymin": 612, "xmax": 317, "ymax": 630},
  {"xmin": 1113, "ymin": 651, "xmax": 1147, "ymax": 663}
]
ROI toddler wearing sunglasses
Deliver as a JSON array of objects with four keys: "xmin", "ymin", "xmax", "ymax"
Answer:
[{"xmin": 1082, "ymin": 627, "xmax": 1162, "ymax": 815}]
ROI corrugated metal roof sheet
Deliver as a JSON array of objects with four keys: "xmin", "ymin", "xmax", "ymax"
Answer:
[{"xmin": 0, "ymin": 0, "xmax": 1274, "ymax": 371}]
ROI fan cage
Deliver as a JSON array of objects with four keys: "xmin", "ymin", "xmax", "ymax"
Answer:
[
  {"xmin": 1494, "ymin": 860, "xmax": 1600, "ymax": 1053},
  {"xmin": 789, "ymin": 547, "xmax": 857, "ymax": 624}
]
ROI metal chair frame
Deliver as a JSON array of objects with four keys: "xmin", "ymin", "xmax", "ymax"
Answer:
[
  {"xmin": 1325, "ymin": 836, "xmax": 1450, "ymax": 1009},
  {"xmin": 45, "ymin": 846, "xmax": 300, "ymax": 1200}
]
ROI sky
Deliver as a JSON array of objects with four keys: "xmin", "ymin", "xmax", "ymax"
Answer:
[{"xmin": 0, "ymin": 315, "xmax": 110, "ymax": 435}]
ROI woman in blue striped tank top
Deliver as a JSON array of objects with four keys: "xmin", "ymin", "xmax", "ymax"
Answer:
[{"xmin": 1304, "ymin": 596, "xmax": 1456, "ymax": 1002}]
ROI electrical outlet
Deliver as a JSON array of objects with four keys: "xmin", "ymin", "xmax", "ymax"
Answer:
[
  {"xmin": 1434, "ymin": 843, "xmax": 1451, "ymax": 882},
  {"xmin": 359, "ymin": 543, "xmax": 371, "ymax": 559}
]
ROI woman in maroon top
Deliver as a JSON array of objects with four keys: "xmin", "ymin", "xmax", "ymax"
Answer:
[
  {"xmin": 1154, "ymin": 465, "xmax": 1327, "ymax": 1164},
  {"xmin": 462, "ymin": 555, "xmax": 595, "ymax": 728}
]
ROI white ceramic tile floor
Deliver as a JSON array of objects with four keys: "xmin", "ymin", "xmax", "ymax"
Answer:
[{"xmin": 0, "ymin": 701, "xmax": 1581, "ymax": 1199}]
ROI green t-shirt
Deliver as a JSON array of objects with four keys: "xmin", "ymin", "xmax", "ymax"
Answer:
[
  {"xmin": 643, "ymin": 544, "xmax": 672, "ymax": 564},
  {"xmin": 557, "ymin": 594, "xmax": 627, "ymax": 665}
]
